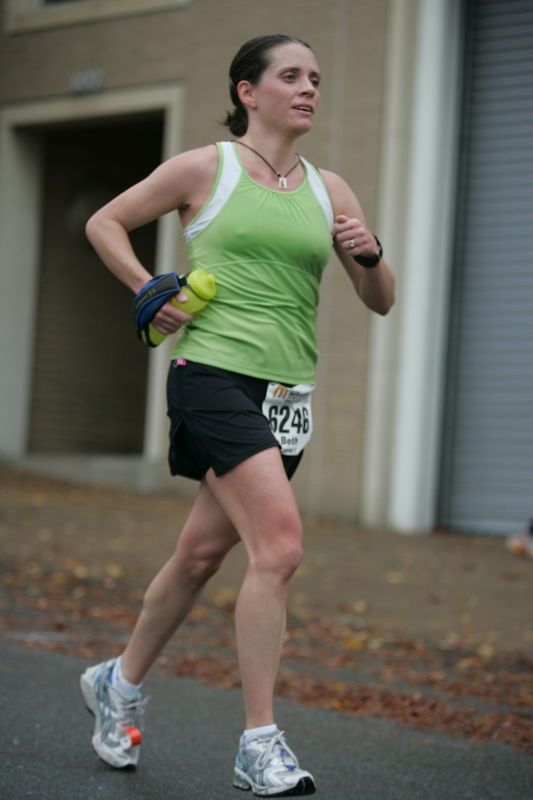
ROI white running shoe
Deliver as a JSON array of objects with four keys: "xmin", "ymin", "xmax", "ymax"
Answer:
[
  {"xmin": 80, "ymin": 657, "xmax": 148, "ymax": 768},
  {"xmin": 233, "ymin": 728, "xmax": 316, "ymax": 796}
]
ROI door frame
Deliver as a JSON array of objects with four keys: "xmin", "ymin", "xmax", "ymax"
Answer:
[{"xmin": 0, "ymin": 83, "xmax": 184, "ymax": 461}]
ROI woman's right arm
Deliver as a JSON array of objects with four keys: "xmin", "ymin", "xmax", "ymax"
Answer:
[{"xmin": 85, "ymin": 144, "xmax": 218, "ymax": 332}]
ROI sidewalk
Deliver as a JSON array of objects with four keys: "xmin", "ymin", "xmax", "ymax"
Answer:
[
  {"xmin": 1, "ymin": 463, "xmax": 532, "ymax": 790},
  {"xmin": 1, "ymin": 463, "xmax": 531, "ymax": 651},
  {"xmin": 1, "ymin": 642, "xmax": 532, "ymax": 800}
]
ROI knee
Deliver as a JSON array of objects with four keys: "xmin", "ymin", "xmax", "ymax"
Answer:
[
  {"xmin": 253, "ymin": 542, "xmax": 304, "ymax": 582},
  {"xmin": 175, "ymin": 546, "xmax": 226, "ymax": 586},
  {"xmin": 251, "ymin": 513, "xmax": 304, "ymax": 581}
]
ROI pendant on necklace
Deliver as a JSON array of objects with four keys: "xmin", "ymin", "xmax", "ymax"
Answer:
[{"xmin": 278, "ymin": 175, "xmax": 288, "ymax": 189}]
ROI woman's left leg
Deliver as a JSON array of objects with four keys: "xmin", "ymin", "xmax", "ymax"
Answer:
[{"xmin": 205, "ymin": 447, "xmax": 304, "ymax": 729}]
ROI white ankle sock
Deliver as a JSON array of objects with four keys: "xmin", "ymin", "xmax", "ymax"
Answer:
[
  {"xmin": 111, "ymin": 656, "xmax": 143, "ymax": 700},
  {"xmin": 243, "ymin": 723, "xmax": 278, "ymax": 742}
]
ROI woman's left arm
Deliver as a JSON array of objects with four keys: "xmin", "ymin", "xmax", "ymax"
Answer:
[{"xmin": 321, "ymin": 170, "xmax": 395, "ymax": 315}]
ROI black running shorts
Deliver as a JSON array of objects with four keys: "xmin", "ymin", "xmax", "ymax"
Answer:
[{"xmin": 166, "ymin": 359, "xmax": 303, "ymax": 481}]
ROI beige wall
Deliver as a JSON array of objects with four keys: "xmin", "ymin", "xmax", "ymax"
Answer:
[{"xmin": 0, "ymin": 0, "xmax": 389, "ymax": 518}]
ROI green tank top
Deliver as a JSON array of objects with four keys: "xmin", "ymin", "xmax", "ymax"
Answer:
[{"xmin": 171, "ymin": 141, "xmax": 334, "ymax": 384}]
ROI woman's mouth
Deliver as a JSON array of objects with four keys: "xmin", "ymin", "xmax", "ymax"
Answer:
[{"xmin": 293, "ymin": 105, "xmax": 313, "ymax": 115}]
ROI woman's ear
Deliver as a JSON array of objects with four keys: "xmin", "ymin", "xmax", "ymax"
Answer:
[{"xmin": 237, "ymin": 80, "xmax": 257, "ymax": 111}]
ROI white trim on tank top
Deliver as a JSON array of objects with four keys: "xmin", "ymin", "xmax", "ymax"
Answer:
[
  {"xmin": 183, "ymin": 142, "xmax": 240, "ymax": 243},
  {"xmin": 299, "ymin": 155, "xmax": 334, "ymax": 230},
  {"xmin": 183, "ymin": 141, "xmax": 333, "ymax": 243}
]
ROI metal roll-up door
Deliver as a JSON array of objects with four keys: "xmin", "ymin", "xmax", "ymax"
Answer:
[{"xmin": 439, "ymin": 0, "xmax": 533, "ymax": 535}]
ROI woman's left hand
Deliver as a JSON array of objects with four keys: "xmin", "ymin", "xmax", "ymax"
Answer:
[{"xmin": 333, "ymin": 214, "xmax": 378, "ymax": 259}]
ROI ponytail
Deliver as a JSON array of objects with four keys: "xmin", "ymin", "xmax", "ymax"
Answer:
[{"xmin": 223, "ymin": 105, "xmax": 249, "ymax": 137}]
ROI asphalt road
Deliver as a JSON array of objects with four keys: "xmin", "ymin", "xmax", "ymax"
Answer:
[{"xmin": 1, "ymin": 642, "xmax": 532, "ymax": 800}]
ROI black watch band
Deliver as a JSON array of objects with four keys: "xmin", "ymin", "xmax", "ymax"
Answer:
[{"xmin": 353, "ymin": 234, "xmax": 383, "ymax": 268}]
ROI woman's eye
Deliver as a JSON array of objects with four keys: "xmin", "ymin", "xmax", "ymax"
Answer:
[{"xmin": 283, "ymin": 74, "xmax": 295, "ymax": 81}]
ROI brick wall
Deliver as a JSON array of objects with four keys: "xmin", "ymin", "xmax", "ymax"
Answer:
[{"xmin": 0, "ymin": 0, "xmax": 389, "ymax": 517}]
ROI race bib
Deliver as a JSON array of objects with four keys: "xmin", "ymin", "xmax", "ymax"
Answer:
[{"xmin": 262, "ymin": 383, "xmax": 314, "ymax": 455}]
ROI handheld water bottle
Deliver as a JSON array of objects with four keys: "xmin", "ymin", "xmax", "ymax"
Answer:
[{"xmin": 146, "ymin": 269, "xmax": 216, "ymax": 347}]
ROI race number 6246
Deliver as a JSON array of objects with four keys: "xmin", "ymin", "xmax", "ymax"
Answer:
[{"xmin": 267, "ymin": 405, "xmax": 309, "ymax": 434}]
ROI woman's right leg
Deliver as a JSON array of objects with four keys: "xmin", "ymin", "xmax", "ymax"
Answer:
[
  {"xmin": 80, "ymin": 480, "xmax": 241, "ymax": 769},
  {"xmin": 119, "ymin": 479, "xmax": 241, "ymax": 684}
]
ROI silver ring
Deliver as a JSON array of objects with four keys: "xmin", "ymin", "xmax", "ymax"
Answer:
[{"xmin": 348, "ymin": 239, "xmax": 356, "ymax": 250}]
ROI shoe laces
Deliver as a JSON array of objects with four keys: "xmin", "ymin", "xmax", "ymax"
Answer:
[
  {"xmin": 107, "ymin": 682, "xmax": 150, "ymax": 729},
  {"xmin": 254, "ymin": 730, "xmax": 299, "ymax": 771}
]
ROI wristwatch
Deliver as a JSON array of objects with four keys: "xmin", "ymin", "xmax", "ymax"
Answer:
[{"xmin": 353, "ymin": 235, "xmax": 383, "ymax": 268}]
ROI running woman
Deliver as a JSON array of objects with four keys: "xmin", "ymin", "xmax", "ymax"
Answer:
[{"xmin": 80, "ymin": 34, "xmax": 395, "ymax": 796}]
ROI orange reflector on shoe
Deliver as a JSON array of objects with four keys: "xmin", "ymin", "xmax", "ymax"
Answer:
[{"xmin": 123, "ymin": 726, "xmax": 142, "ymax": 747}]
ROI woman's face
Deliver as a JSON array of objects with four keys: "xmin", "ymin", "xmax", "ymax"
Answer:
[{"xmin": 241, "ymin": 43, "xmax": 321, "ymax": 135}]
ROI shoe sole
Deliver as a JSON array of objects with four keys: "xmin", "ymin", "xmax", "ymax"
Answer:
[
  {"xmin": 79, "ymin": 672, "xmax": 138, "ymax": 770},
  {"xmin": 234, "ymin": 770, "xmax": 316, "ymax": 797}
]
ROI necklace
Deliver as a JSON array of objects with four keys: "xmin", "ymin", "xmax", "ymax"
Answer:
[{"xmin": 233, "ymin": 140, "xmax": 300, "ymax": 189}]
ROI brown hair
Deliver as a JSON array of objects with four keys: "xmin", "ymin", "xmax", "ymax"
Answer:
[{"xmin": 223, "ymin": 34, "xmax": 312, "ymax": 136}]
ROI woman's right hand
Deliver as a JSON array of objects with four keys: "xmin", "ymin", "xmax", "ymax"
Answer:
[{"xmin": 150, "ymin": 292, "xmax": 194, "ymax": 334}]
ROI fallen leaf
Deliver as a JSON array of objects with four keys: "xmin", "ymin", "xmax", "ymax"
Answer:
[
  {"xmin": 73, "ymin": 564, "xmax": 89, "ymax": 579},
  {"xmin": 105, "ymin": 563, "xmax": 125, "ymax": 578},
  {"xmin": 343, "ymin": 638, "xmax": 366, "ymax": 652},
  {"xmin": 189, "ymin": 605, "xmax": 208, "ymax": 622},
  {"xmin": 385, "ymin": 571, "xmax": 405, "ymax": 584},
  {"xmin": 212, "ymin": 587, "xmax": 238, "ymax": 609}
]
